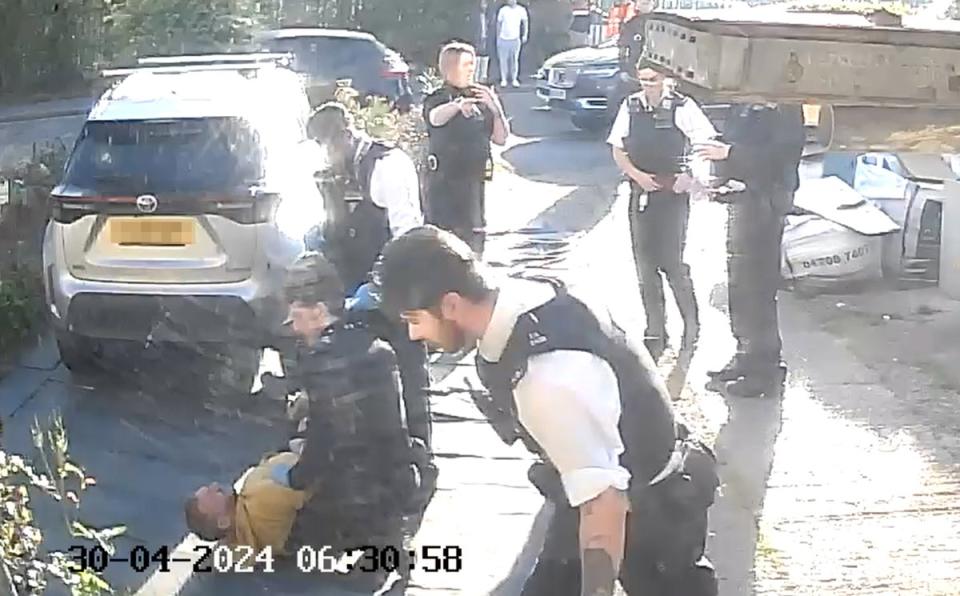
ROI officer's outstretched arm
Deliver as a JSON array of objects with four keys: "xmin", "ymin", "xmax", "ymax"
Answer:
[{"xmin": 579, "ymin": 487, "xmax": 629, "ymax": 596}]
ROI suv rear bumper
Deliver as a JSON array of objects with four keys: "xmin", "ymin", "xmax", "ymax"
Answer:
[{"xmin": 43, "ymin": 225, "xmax": 286, "ymax": 346}]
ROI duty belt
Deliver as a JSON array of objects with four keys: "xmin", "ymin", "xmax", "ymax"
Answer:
[
  {"xmin": 426, "ymin": 153, "xmax": 494, "ymax": 181},
  {"xmin": 647, "ymin": 437, "xmax": 690, "ymax": 486}
]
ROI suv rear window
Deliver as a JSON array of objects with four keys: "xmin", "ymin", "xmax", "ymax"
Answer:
[
  {"xmin": 263, "ymin": 36, "xmax": 382, "ymax": 78},
  {"xmin": 62, "ymin": 118, "xmax": 263, "ymax": 194}
]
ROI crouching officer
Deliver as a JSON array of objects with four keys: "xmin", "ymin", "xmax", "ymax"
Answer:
[
  {"xmin": 608, "ymin": 59, "xmax": 719, "ymax": 360},
  {"xmin": 694, "ymin": 102, "xmax": 805, "ymax": 398},
  {"xmin": 423, "ymin": 41, "xmax": 509, "ymax": 256},
  {"xmin": 304, "ymin": 102, "xmax": 435, "ymax": 458},
  {"xmin": 273, "ymin": 252, "xmax": 423, "ymax": 590},
  {"xmin": 377, "ymin": 226, "xmax": 720, "ymax": 596}
]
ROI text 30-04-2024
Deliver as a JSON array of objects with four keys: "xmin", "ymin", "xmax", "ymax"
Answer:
[{"xmin": 67, "ymin": 544, "xmax": 465, "ymax": 574}]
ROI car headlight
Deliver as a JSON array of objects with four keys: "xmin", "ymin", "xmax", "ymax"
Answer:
[{"xmin": 579, "ymin": 66, "xmax": 619, "ymax": 78}]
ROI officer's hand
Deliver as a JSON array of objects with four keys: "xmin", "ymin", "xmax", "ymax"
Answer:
[
  {"xmin": 694, "ymin": 140, "xmax": 731, "ymax": 161},
  {"xmin": 456, "ymin": 97, "xmax": 483, "ymax": 118},
  {"xmin": 673, "ymin": 172, "xmax": 694, "ymax": 193},
  {"xmin": 270, "ymin": 462, "xmax": 294, "ymax": 488},
  {"xmin": 632, "ymin": 171, "xmax": 662, "ymax": 192},
  {"xmin": 347, "ymin": 282, "xmax": 379, "ymax": 311},
  {"xmin": 470, "ymin": 84, "xmax": 499, "ymax": 110}
]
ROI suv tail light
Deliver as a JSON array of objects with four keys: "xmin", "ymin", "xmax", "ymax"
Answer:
[
  {"xmin": 382, "ymin": 55, "xmax": 409, "ymax": 79},
  {"xmin": 50, "ymin": 191, "xmax": 281, "ymax": 225}
]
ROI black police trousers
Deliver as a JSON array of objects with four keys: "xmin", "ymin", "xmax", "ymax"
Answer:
[
  {"xmin": 521, "ymin": 442, "xmax": 719, "ymax": 596},
  {"xmin": 726, "ymin": 188, "xmax": 790, "ymax": 371},
  {"xmin": 628, "ymin": 189, "xmax": 698, "ymax": 344},
  {"xmin": 425, "ymin": 171, "xmax": 486, "ymax": 256}
]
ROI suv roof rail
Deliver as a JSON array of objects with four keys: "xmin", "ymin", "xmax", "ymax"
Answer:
[
  {"xmin": 100, "ymin": 52, "xmax": 294, "ymax": 78},
  {"xmin": 136, "ymin": 52, "xmax": 292, "ymax": 66}
]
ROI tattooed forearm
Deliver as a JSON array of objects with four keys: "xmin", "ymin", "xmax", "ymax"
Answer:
[{"xmin": 581, "ymin": 548, "xmax": 616, "ymax": 596}]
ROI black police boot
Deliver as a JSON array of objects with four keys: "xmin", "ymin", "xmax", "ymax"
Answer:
[
  {"xmin": 724, "ymin": 363, "xmax": 787, "ymax": 399},
  {"xmin": 707, "ymin": 356, "xmax": 748, "ymax": 382}
]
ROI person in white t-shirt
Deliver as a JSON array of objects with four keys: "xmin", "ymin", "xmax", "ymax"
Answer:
[{"xmin": 496, "ymin": 0, "xmax": 529, "ymax": 87}]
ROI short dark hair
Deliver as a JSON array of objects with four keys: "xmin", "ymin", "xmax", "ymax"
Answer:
[
  {"xmin": 307, "ymin": 102, "xmax": 353, "ymax": 144},
  {"xmin": 378, "ymin": 226, "xmax": 492, "ymax": 316},
  {"xmin": 184, "ymin": 495, "xmax": 227, "ymax": 542},
  {"xmin": 284, "ymin": 251, "xmax": 346, "ymax": 316}
]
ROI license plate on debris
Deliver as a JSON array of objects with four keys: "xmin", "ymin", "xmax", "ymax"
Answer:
[{"xmin": 109, "ymin": 217, "xmax": 196, "ymax": 246}]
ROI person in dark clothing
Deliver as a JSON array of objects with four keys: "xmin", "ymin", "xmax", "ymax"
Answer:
[
  {"xmin": 695, "ymin": 102, "xmax": 806, "ymax": 398},
  {"xmin": 270, "ymin": 252, "xmax": 423, "ymax": 590},
  {"xmin": 422, "ymin": 41, "xmax": 510, "ymax": 256},
  {"xmin": 304, "ymin": 102, "xmax": 434, "ymax": 454},
  {"xmin": 376, "ymin": 225, "xmax": 719, "ymax": 596},
  {"xmin": 617, "ymin": 0, "xmax": 655, "ymax": 73},
  {"xmin": 608, "ymin": 60, "xmax": 719, "ymax": 360}
]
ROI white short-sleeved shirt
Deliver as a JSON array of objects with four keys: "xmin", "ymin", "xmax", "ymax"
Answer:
[
  {"xmin": 477, "ymin": 278, "xmax": 632, "ymax": 507},
  {"xmin": 354, "ymin": 140, "xmax": 424, "ymax": 238},
  {"xmin": 606, "ymin": 91, "xmax": 719, "ymax": 150},
  {"xmin": 497, "ymin": 4, "xmax": 529, "ymax": 41}
]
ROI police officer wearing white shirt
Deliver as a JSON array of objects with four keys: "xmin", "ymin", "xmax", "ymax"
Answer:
[
  {"xmin": 305, "ymin": 102, "xmax": 435, "ymax": 459},
  {"xmin": 608, "ymin": 59, "xmax": 719, "ymax": 360},
  {"xmin": 376, "ymin": 225, "xmax": 719, "ymax": 596}
]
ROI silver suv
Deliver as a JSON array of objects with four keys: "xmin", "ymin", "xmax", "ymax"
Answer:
[{"xmin": 42, "ymin": 57, "xmax": 327, "ymax": 392}]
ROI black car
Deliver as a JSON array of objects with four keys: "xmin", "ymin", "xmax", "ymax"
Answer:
[
  {"xmin": 534, "ymin": 40, "xmax": 626, "ymax": 132},
  {"xmin": 256, "ymin": 28, "xmax": 413, "ymax": 107}
]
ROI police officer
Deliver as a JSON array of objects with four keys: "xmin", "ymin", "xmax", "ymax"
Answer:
[
  {"xmin": 377, "ymin": 225, "xmax": 720, "ymax": 596},
  {"xmin": 305, "ymin": 102, "xmax": 435, "ymax": 455},
  {"xmin": 272, "ymin": 252, "xmax": 421, "ymax": 590},
  {"xmin": 423, "ymin": 41, "xmax": 510, "ymax": 256},
  {"xmin": 694, "ymin": 102, "xmax": 806, "ymax": 398},
  {"xmin": 608, "ymin": 59, "xmax": 719, "ymax": 360}
]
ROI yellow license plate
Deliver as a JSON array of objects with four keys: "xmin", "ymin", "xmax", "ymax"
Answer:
[{"xmin": 109, "ymin": 217, "xmax": 196, "ymax": 246}]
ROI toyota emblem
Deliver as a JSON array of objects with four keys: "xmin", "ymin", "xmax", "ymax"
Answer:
[{"xmin": 136, "ymin": 195, "xmax": 158, "ymax": 214}]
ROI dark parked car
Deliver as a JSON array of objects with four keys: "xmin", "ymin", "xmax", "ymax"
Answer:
[
  {"xmin": 256, "ymin": 28, "xmax": 413, "ymax": 107},
  {"xmin": 534, "ymin": 40, "xmax": 627, "ymax": 132}
]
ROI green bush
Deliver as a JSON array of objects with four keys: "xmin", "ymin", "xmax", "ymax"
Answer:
[
  {"xmin": 0, "ymin": 268, "xmax": 42, "ymax": 354},
  {"xmin": 333, "ymin": 70, "xmax": 443, "ymax": 172},
  {"xmin": 1, "ymin": 413, "xmax": 123, "ymax": 595}
]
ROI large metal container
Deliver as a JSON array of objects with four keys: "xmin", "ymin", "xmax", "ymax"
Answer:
[{"xmin": 644, "ymin": 10, "xmax": 960, "ymax": 152}]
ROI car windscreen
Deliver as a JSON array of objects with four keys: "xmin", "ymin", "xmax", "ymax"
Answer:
[{"xmin": 62, "ymin": 117, "xmax": 263, "ymax": 194}]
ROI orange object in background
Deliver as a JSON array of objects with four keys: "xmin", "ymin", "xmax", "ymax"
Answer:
[{"xmin": 605, "ymin": 2, "xmax": 637, "ymax": 38}]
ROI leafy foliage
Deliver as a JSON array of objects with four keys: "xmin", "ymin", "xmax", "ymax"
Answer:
[
  {"xmin": 0, "ymin": 267, "xmax": 41, "ymax": 353},
  {"xmin": 1, "ymin": 413, "xmax": 123, "ymax": 595},
  {"xmin": 333, "ymin": 69, "xmax": 442, "ymax": 171}
]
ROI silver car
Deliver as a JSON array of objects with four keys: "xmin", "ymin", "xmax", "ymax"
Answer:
[{"xmin": 42, "ymin": 60, "xmax": 327, "ymax": 392}]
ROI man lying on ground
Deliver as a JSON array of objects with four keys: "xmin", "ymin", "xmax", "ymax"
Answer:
[{"xmin": 184, "ymin": 450, "xmax": 308, "ymax": 555}]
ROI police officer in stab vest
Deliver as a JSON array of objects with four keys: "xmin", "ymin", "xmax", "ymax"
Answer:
[
  {"xmin": 608, "ymin": 60, "xmax": 719, "ymax": 360},
  {"xmin": 303, "ymin": 102, "xmax": 436, "ymax": 463},
  {"xmin": 272, "ymin": 252, "xmax": 422, "ymax": 591},
  {"xmin": 694, "ymin": 102, "xmax": 805, "ymax": 398},
  {"xmin": 423, "ymin": 41, "xmax": 510, "ymax": 256},
  {"xmin": 377, "ymin": 226, "xmax": 720, "ymax": 596}
]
